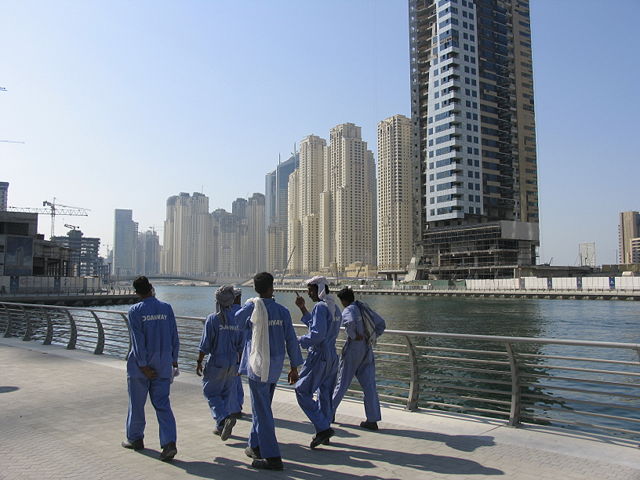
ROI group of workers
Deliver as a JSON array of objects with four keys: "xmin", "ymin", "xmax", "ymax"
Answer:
[{"xmin": 121, "ymin": 272, "xmax": 386, "ymax": 471}]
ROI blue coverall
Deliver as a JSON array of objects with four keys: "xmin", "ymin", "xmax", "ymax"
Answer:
[
  {"xmin": 199, "ymin": 307, "xmax": 243, "ymax": 430},
  {"xmin": 126, "ymin": 297, "xmax": 179, "ymax": 448},
  {"xmin": 235, "ymin": 299, "xmax": 303, "ymax": 459},
  {"xmin": 295, "ymin": 301, "xmax": 342, "ymax": 433},
  {"xmin": 228, "ymin": 303, "xmax": 244, "ymax": 415},
  {"xmin": 332, "ymin": 301, "xmax": 386, "ymax": 422}
]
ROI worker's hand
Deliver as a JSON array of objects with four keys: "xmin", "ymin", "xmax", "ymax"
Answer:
[
  {"xmin": 287, "ymin": 367, "xmax": 299, "ymax": 385},
  {"xmin": 295, "ymin": 294, "xmax": 306, "ymax": 310},
  {"xmin": 196, "ymin": 362, "xmax": 203, "ymax": 377},
  {"xmin": 140, "ymin": 365, "xmax": 157, "ymax": 380}
]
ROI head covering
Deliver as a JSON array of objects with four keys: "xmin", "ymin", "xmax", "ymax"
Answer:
[
  {"xmin": 233, "ymin": 286, "xmax": 242, "ymax": 298},
  {"xmin": 306, "ymin": 276, "xmax": 337, "ymax": 315},
  {"xmin": 215, "ymin": 285, "xmax": 236, "ymax": 324}
]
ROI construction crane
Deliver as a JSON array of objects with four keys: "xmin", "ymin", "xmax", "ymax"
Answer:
[
  {"xmin": 8, "ymin": 198, "xmax": 90, "ymax": 239},
  {"xmin": 64, "ymin": 224, "xmax": 80, "ymax": 231}
]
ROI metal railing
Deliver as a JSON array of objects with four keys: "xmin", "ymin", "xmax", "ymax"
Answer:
[{"xmin": 1, "ymin": 300, "xmax": 639, "ymax": 439}]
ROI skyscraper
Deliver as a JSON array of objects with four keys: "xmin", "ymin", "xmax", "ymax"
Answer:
[
  {"xmin": 321, "ymin": 123, "xmax": 376, "ymax": 272},
  {"xmin": 265, "ymin": 153, "xmax": 299, "ymax": 273},
  {"xmin": 162, "ymin": 193, "xmax": 213, "ymax": 275},
  {"xmin": 377, "ymin": 115, "xmax": 413, "ymax": 275},
  {"xmin": 53, "ymin": 227, "xmax": 101, "ymax": 276},
  {"xmin": 113, "ymin": 209, "xmax": 138, "ymax": 278},
  {"xmin": 408, "ymin": 0, "xmax": 539, "ymax": 279},
  {"xmin": 247, "ymin": 193, "xmax": 266, "ymax": 274},
  {"xmin": 618, "ymin": 211, "xmax": 640, "ymax": 264},
  {"xmin": 137, "ymin": 229, "xmax": 161, "ymax": 275}
]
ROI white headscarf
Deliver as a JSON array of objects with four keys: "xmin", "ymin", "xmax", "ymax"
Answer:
[
  {"xmin": 306, "ymin": 276, "xmax": 337, "ymax": 317},
  {"xmin": 247, "ymin": 297, "xmax": 270, "ymax": 382}
]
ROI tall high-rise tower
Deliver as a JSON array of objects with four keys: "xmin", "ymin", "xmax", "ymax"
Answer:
[
  {"xmin": 377, "ymin": 115, "xmax": 413, "ymax": 274},
  {"xmin": 409, "ymin": 0, "xmax": 539, "ymax": 279},
  {"xmin": 113, "ymin": 209, "xmax": 138, "ymax": 278},
  {"xmin": 265, "ymin": 153, "xmax": 299, "ymax": 273},
  {"xmin": 618, "ymin": 211, "xmax": 640, "ymax": 264},
  {"xmin": 0, "ymin": 182, "xmax": 8, "ymax": 211},
  {"xmin": 322, "ymin": 123, "xmax": 376, "ymax": 272}
]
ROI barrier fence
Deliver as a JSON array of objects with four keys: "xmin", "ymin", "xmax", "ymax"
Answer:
[{"xmin": 1, "ymin": 301, "xmax": 639, "ymax": 439}]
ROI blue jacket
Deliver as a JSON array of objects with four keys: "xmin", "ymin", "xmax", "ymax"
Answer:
[
  {"xmin": 199, "ymin": 306, "xmax": 243, "ymax": 369},
  {"xmin": 299, "ymin": 300, "xmax": 342, "ymax": 357},
  {"xmin": 127, "ymin": 297, "xmax": 180, "ymax": 379},
  {"xmin": 235, "ymin": 298, "xmax": 303, "ymax": 384}
]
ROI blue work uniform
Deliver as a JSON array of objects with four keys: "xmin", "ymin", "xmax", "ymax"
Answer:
[
  {"xmin": 295, "ymin": 300, "xmax": 342, "ymax": 433},
  {"xmin": 228, "ymin": 303, "xmax": 244, "ymax": 415},
  {"xmin": 332, "ymin": 301, "xmax": 386, "ymax": 422},
  {"xmin": 199, "ymin": 306, "xmax": 243, "ymax": 430},
  {"xmin": 236, "ymin": 299, "xmax": 303, "ymax": 459},
  {"xmin": 125, "ymin": 296, "xmax": 179, "ymax": 448}
]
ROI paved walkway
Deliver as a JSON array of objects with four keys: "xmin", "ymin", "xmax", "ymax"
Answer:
[{"xmin": 1, "ymin": 337, "xmax": 639, "ymax": 480}]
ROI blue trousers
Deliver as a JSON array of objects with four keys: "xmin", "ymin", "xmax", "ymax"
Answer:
[
  {"xmin": 295, "ymin": 351, "xmax": 337, "ymax": 432},
  {"xmin": 202, "ymin": 364, "xmax": 238, "ymax": 429},
  {"xmin": 228, "ymin": 375, "xmax": 244, "ymax": 414},
  {"xmin": 126, "ymin": 376, "xmax": 177, "ymax": 447},
  {"xmin": 332, "ymin": 340, "xmax": 381, "ymax": 422},
  {"xmin": 248, "ymin": 379, "xmax": 280, "ymax": 458}
]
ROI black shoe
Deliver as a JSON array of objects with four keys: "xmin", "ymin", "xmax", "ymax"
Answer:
[
  {"xmin": 251, "ymin": 457, "xmax": 284, "ymax": 471},
  {"xmin": 231, "ymin": 411, "xmax": 243, "ymax": 419},
  {"xmin": 121, "ymin": 438, "xmax": 144, "ymax": 451},
  {"xmin": 360, "ymin": 421, "xmax": 379, "ymax": 431},
  {"xmin": 322, "ymin": 438, "xmax": 331, "ymax": 445},
  {"xmin": 160, "ymin": 442, "xmax": 177, "ymax": 462},
  {"xmin": 220, "ymin": 416, "xmax": 236, "ymax": 441},
  {"xmin": 213, "ymin": 428, "xmax": 221, "ymax": 436},
  {"xmin": 245, "ymin": 445, "xmax": 262, "ymax": 459},
  {"xmin": 310, "ymin": 428, "xmax": 334, "ymax": 449}
]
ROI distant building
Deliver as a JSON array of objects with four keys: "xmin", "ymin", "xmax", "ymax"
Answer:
[
  {"xmin": 377, "ymin": 115, "xmax": 413, "ymax": 276},
  {"xmin": 323, "ymin": 123, "xmax": 377, "ymax": 272},
  {"xmin": 113, "ymin": 209, "xmax": 138, "ymax": 278},
  {"xmin": 137, "ymin": 229, "xmax": 161, "ymax": 275},
  {"xmin": 247, "ymin": 193, "xmax": 266, "ymax": 274},
  {"xmin": 265, "ymin": 154, "xmax": 299, "ymax": 273},
  {"xmin": 0, "ymin": 211, "xmax": 71, "ymax": 277},
  {"xmin": 578, "ymin": 242, "xmax": 596, "ymax": 268},
  {"xmin": 0, "ymin": 182, "xmax": 8, "ymax": 211},
  {"xmin": 618, "ymin": 211, "xmax": 640, "ymax": 264},
  {"xmin": 53, "ymin": 227, "xmax": 101, "ymax": 276},
  {"xmin": 162, "ymin": 193, "xmax": 213, "ymax": 276},
  {"xmin": 631, "ymin": 238, "xmax": 640, "ymax": 264},
  {"xmin": 408, "ymin": 0, "xmax": 539, "ymax": 279}
]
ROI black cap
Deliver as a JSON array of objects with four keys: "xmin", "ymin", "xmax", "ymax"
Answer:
[{"xmin": 133, "ymin": 276, "xmax": 152, "ymax": 295}]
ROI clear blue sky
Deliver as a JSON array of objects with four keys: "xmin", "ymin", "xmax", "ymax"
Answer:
[{"xmin": 1, "ymin": 0, "xmax": 638, "ymax": 265}]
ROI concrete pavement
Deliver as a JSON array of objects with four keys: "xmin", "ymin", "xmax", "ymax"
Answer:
[{"xmin": 1, "ymin": 337, "xmax": 639, "ymax": 480}]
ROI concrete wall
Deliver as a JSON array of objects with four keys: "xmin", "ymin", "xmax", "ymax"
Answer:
[
  {"xmin": 0, "ymin": 276, "xmax": 102, "ymax": 294},
  {"xmin": 465, "ymin": 277, "xmax": 639, "ymax": 291}
]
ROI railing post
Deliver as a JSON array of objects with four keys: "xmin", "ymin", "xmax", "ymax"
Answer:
[
  {"xmin": 403, "ymin": 335, "xmax": 420, "ymax": 411},
  {"xmin": 42, "ymin": 308, "xmax": 53, "ymax": 345},
  {"xmin": 505, "ymin": 342, "xmax": 521, "ymax": 427},
  {"xmin": 64, "ymin": 309, "xmax": 77, "ymax": 350},
  {"xmin": 21, "ymin": 306, "xmax": 33, "ymax": 341},
  {"xmin": 90, "ymin": 311, "xmax": 105, "ymax": 355},
  {"xmin": 2, "ymin": 304, "xmax": 12, "ymax": 337},
  {"xmin": 120, "ymin": 312, "xmax": 131, "ymax": 359}
]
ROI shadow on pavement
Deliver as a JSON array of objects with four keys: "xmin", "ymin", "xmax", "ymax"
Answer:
[
  {"xmin": 375, "ymin": 427, "xmax": 496, "ymax": 452},
  {"xmin": 0, "ymin": 386, "xmax": 19, "ymax": 394}
]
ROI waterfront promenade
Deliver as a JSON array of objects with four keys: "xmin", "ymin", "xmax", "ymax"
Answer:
[{"xmin": 1, "ymin": 338, "xmax": 639, "ymax": 480}]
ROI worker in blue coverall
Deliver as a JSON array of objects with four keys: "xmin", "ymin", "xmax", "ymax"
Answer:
[
  {"xmin": 122, "ymin": 276, "xmax": 179, "ymax": 462},
  {"xmin": 294, "ymin": 276, "xmax": 342, "ymax": 449},
  {"xmin": 228, "ymin": 287, "xmax": 244, "ymax": 418},
  {"xmin": 332, "ymin": 286, "xmax": 386, "ymax": 431},
  {"xmin": 235, "ymin": 272, "xmax": 303, "ymax": 471},
  {"xmin": 196, "ymin": 285, "xmax": 243, "ymax": 441}
]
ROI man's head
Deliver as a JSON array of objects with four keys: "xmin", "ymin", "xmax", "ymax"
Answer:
[
  {"xmin": 253, "ymin": 272, "xmax": 274, "ymax": 298},
  {"xmin": 133, "ymin": 276, "xmax": 153, "ymax": 297},
  {"xmin": 337, "ymin": 286, "xmax": 355, "ymax": 308},
  {"xmin": 215, "ymin": 285, "xmax": 236, "ymax": 311},
  {"xmin": 306, "ymin": 276, "xmax": 329, "ymax": 302}
]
